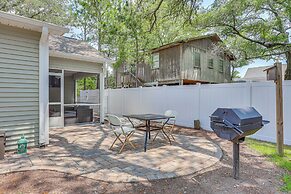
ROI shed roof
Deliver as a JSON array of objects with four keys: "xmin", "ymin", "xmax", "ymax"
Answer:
[
  {"xmin": 0, "ymin": 11, "xmax": 68, "ymax": 35},
  {"xmin": 49, "ymin": 35, "xmax": 114, "ymax": 64},
  {"xmin": 151, "ymin": 33, "xmax": 235, "ymax": 60},
  {"xmin": 243, "ymin": 64, "xmax": 287, "ymax": 81}
]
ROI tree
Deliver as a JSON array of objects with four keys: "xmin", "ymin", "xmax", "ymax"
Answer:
[
  {"xmin": 0, "ymin": 0, "xmax": 72, "ymax": 25},
  {"xmin": 193, "ymin": 0, "xmax": 291, "ymax": 79},
  {"xmin": 231, "ymin": 70, "xmax": 241, "ymax": 80}
]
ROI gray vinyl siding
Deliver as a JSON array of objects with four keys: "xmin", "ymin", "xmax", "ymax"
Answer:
[{"xmin": 0, "ymin": 24, "xmax": 40, "ymax": 150}]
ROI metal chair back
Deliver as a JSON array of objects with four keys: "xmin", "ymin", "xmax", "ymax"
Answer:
[
  {"xmin": 164, "ymin": 110, "xmax": 177, "ymax": 124},
  {"xmin": 107, "ymin": 114, "xmax": 125, "ymax": 133},
  {"xmin": 107, "ymin": 114, "xmax": 122, "ymax": 126}
]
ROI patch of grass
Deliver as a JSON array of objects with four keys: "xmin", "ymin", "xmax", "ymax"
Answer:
[
  {"xmin": 282, "ymin": 175, "xmax": 291, "ymax": 192},
  {"xmin": 246, "ymin": 138, "xmax": 291, "ymax": 191}
]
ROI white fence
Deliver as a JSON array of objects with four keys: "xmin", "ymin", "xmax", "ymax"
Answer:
[{"xmin": 106, "ymin": 81, "xmax": 291, "ymax": 145}]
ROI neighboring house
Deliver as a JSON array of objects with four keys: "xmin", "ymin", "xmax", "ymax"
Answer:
[
  {"xmin": 241, "ymin": 64, "xmax": 287, "ymax": 82},
  {"xmin": 0, "ymin": 11, "xmax": 112, "ymax": 150},
  {"xmin": 115, "ymin": 34, "xmax": 235, "ymax": 87}
]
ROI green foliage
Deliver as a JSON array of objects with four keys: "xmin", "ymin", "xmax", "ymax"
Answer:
[
  {"xmin": 71, "ymin": 0, "xmax": 203, "ymax": 70},
  {"xmin": 193, "ymin": 0, "xmax": 291, "ymax": 72},
  {"xmin": 231, "ymin": 70, "xmax": 241, "ymax": 79},
  {"xmin": 0, "ymin": 0, "xmax": 72, "ymax": 25},
  {"xmin": 76, "ymin": 77, "xmax": 97, "ymax": 96},
  {"xmin": 246, "ymin": 138, "xmax": 291, "ymax": 191}
]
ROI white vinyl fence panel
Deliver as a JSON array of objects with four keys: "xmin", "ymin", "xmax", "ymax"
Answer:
[{"xmin": 105, "ymin": 81, "xmax": 291, "ymax": 145}]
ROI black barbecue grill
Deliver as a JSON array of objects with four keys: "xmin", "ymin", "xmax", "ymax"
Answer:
[{"xmin": 210, "ymin": 107, "xmax": 269, "ymax": 179}]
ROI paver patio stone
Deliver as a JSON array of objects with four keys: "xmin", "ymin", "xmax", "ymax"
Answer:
[{"xmin": 0, "ymin": 124, "xmax": 222, "ymax": 182}]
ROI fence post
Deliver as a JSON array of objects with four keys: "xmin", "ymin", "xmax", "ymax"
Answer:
[
  {"xmin": 122, "ymin": 87, "xmax": 125, "ymax": 115},
  {"xmin": 249, "ymin": 81, "xmax": 253, "ymax": 107},
  {"xmin": 197, "ymin": 83, "xmax": 201, "ymax": 121},
  {"xmin": 139, "ymin": 86, "xmax": 142, "ymax": 114}
]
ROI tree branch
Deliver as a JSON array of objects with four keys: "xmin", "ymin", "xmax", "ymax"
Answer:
[
  {"xmin": 244, "ymin": 51, "xmax": 286, "ymax": 60},
  {"xmin": 148, "ymin": 0, "xmax": 164, "ymax": 32},
  {"xmin": 220, "ymin": 23, "xmax": 291, "ymax": 48}
]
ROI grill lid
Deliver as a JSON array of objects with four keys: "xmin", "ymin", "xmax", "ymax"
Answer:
[{"xmin": 211, "ymin": 107, "xmax": 262, "ymax": 126}]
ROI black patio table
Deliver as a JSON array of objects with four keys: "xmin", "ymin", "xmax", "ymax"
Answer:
[{"xmin": 123, "ymin": 114, "xmax": 174, "ymax": 152}]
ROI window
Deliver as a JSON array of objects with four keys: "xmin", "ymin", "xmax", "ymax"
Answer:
[
  {"xmin": 219, "ymin": 59, "xmax": 224, "ymax": 73},
  {"xmin": 208, "ymin": 58, "xmax": 214, "ymax": 69},
  {"xmin": 193, "ymin": 52, "xmax": 201, "ymax": 68},
  {"xmin": 152, "ymin": 53, "xmax": 159, "ymax": 69}
]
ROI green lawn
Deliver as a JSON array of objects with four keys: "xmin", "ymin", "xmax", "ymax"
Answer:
[{"xmin": 246, "ymin": 138, "xmax": 291, "ymax": 191}]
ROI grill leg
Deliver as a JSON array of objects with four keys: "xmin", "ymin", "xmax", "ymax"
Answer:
[{"xmin": 233, "ymin": 142, "xmax": 240, "ymax": 179}]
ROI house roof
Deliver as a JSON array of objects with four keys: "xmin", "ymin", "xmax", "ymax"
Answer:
[
  {"xmin": 243, "ymin": 64, "xmax": 287, "ymax": 81},
  {"xmin": 49, "ymin": 35, "xmax": 114, "ymax": 64},
  {"xmin": 151, "ymin": 33, "xmax": 235, "ymax": 60},
  {"xmin": 0, "ymin": 11, "xmax": 68, "ymax": 35}
]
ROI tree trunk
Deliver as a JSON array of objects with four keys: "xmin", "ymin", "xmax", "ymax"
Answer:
[{"xmin": 285, "ymin": 51, "xmax": 291, "ymax": 80}]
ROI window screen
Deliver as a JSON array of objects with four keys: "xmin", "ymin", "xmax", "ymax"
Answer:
[
  {"xmin": 152, "ymin": 53, "xmax": 159, "ymax": 69},
  {"xmin": 208, "ymin": 58, "xmax": 214, "ymax": 69},
  {"xmin": 193, "ymin": 52, "xmax": 201, "ymax": 68},
  {"xmin": 219, "ymin": 59, "xmax": 224, "ymax": 73}
]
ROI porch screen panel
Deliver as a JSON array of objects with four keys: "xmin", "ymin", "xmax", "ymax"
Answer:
[{"xmin": 0, "ymin": 24, "xmax": 40, "ymax": 150}]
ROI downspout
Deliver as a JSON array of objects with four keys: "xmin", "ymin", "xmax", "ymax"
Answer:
[{"xmin": 39, "ymin": 26, "xmax": 49, "ymax": 146}]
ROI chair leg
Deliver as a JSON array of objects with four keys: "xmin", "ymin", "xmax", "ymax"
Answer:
[
  {"xmin": 119, "ymin": 132, "xmax": 137, "ymax": 153},
  {"xmin": 117, "ymin": 135, "xmax": 124, "ymax": 144},
  {"xmin": 170, "ymin": 125, "xmax": 175, "ymax": 141},
  {"xmin": 153, "ymin": 130, "xmax": 160, "ymax": 141},
  {"xmin": 110, "ymin": 134, "xmax": 121, "ymax": 150},
  {"xmin": 170, "ymin": 133, "xmax": 175, "ymax": 141},
  {"xmin": 119, "ymin": 138, "xmax": 127, "ymax": 153},
  {"xmin": 127, "ymin": 132, "xmax": 136, "ymax": 148}
]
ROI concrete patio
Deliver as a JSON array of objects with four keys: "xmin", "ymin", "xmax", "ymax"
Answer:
[{"xmin": 0, "ymin": 124, "xmax": 222, "ymax": 183}]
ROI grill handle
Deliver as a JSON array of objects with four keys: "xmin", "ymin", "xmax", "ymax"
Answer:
[{"xmin": 223, "ymin": 119, "xmax": 244, "ymax": 135}]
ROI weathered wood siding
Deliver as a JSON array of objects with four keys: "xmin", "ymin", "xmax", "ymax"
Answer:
[
  {"xmin": 181, "ymin": 39, "xmax": 231, "ymax": 83},
  {"xmin": 136, "ymin": 63, "xmax": 158, "ymax": 83},
  {"xmin": 0, "ymin": 24, "xmax": 41, "ymax": 150},
  {"xmin": 157, "ymin": 45, "xmax": 180, "ymax": 81}
]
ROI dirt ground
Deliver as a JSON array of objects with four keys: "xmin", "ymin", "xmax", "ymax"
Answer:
[{"xmin": 0, "ymin": 127, "xmax": 287, "ymax": 194}]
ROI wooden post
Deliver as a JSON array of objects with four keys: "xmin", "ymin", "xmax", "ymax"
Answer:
[
  {"xmin": 276, "ymin": 62, "xmax": 284, "ymax": 156},
  {"xmin": 233, "ymin": 143, "xmax": 240, "ymax": 179}
]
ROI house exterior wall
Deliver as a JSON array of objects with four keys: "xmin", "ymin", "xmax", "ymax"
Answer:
[
  {"xmin": 50, "ymin": 57, "xmax": 102, "ymax": 73},
  {"xmin": 181, "ymin": 39, "xmax": 231, "ymax": 83},
  {"xmin": 0, "ymin": 24, "xmax": 41, "ymax": 150},
  {"xmin": 158, "ymin": 45, "xmax": 181, "ymax": 82}
]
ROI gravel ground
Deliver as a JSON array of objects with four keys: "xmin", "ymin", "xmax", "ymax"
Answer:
[{"xmin": 0, "ymin": 127, "xmax": 287, "ymax": 194}]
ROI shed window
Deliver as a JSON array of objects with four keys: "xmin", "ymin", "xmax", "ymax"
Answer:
[
  {"xmin": 219, "ymin": 59, "xmax": 224, "ymax": 73},
  {"xmin": 193, "ymin": 52, "xmax": 201, "ymax": 68},
  {"xmin": 152, "ymin": 53, "xmax": 159, "ymax": 69},
  {"xmin": 208, "ymin": 58, "xmax": 214, "ymax": 69}
]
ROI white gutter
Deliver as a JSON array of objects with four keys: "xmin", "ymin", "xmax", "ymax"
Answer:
[
  {"xmin": 39, "ymin": 26, "xmax": 49, "ymax": 146},
  {"xmin": 49, "ymin": 50, "xmax": 114, "ymax": 64}
]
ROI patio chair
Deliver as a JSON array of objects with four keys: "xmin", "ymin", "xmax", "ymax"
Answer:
[
  {"xmin": 153, "ymin": 110, "xmax": 177, "ymax": 142},
  {"xmin": 107, "ymin": 114, "xmax": 136, "ymax": 153}
]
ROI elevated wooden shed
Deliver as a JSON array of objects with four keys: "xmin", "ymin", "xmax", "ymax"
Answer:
[{"xmin": 151, "ymin": 34, "xmax": 235, "ymax": 85}]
